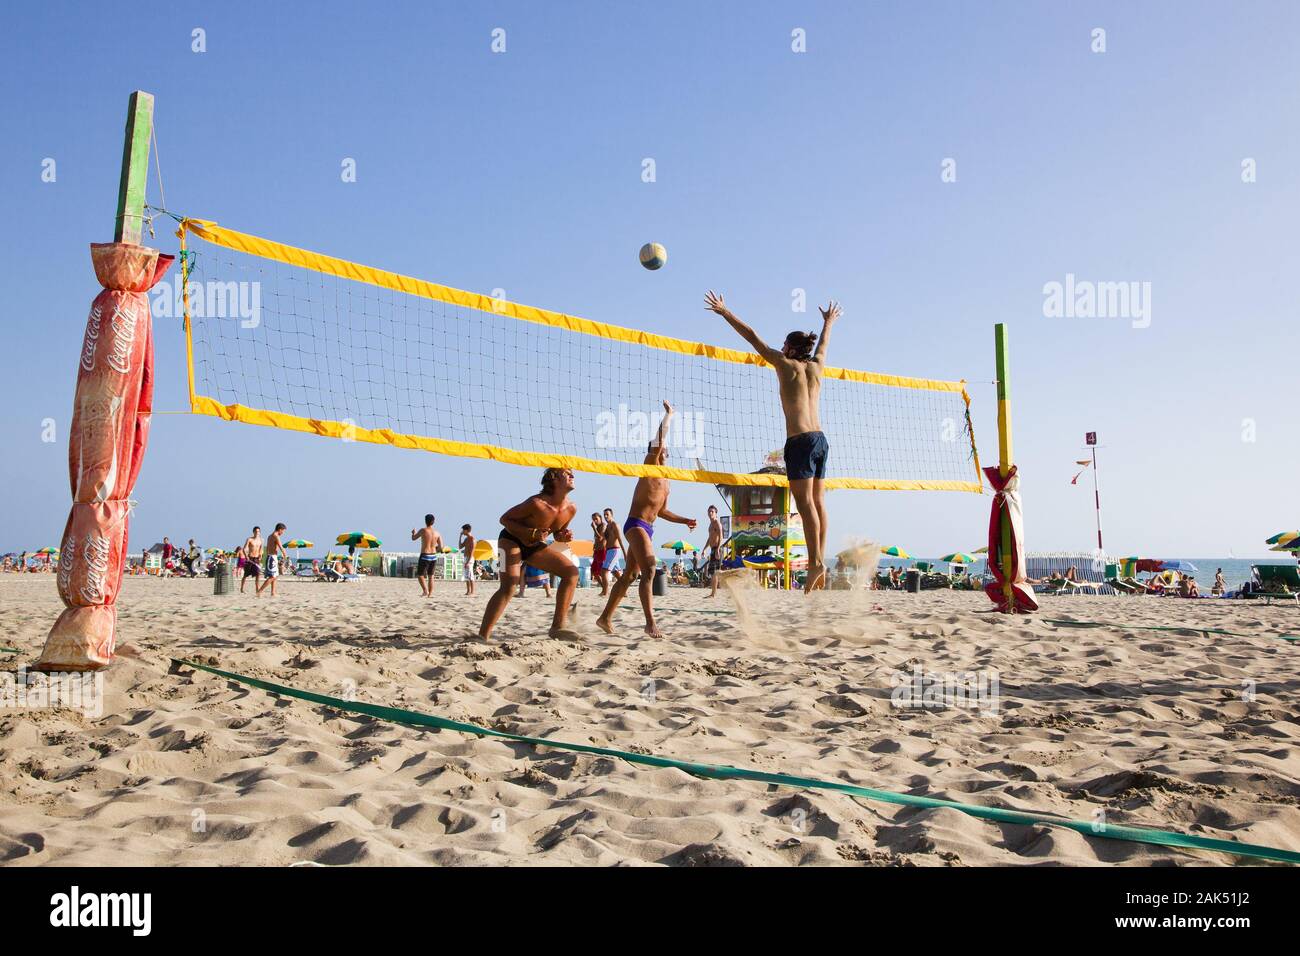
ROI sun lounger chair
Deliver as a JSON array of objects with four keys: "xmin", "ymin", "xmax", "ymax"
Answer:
[{"xmin": 1251, "ymin": 565, "xmax": 1300, "ymax": 603}]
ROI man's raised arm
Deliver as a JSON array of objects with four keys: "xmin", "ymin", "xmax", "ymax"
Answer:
[
  {"xmin": 705, "ymin": 291, "xmax": 783, "ymax": 364},
  {"xmin": 813, "ymin": 300, "xmax": 841, "ymax": 363}
]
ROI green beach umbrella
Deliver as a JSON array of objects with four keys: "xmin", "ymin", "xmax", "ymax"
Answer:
[
  {"xmin": 940, "ymin": 552, "xmax": 975, "ymax": 564},
  {"xmin": 35, "ymin": 547, "xmax": 59, "ymax": 555},
  {"xmin": 336, "ymin": 532, "xmax": 381, "ymax": 550},
  {"xmin": 1265, "ymin": 531, "xmax": 1300, "ymax": 546},
  {"xmin": 660, "ymin": 540, "xmax": 697, "ymax": 553},
  {"xmin": 283, "ymin": 539, "xmax": 314, "ymax": 549},
  {"xmin": 880, "ymin": 546, "xmax": 910, "ymax": 559}
]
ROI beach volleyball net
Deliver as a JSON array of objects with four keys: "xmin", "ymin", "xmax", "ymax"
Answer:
[{"xmin": 175, "ymin": 219, "xmax": 983, "ymax": 490}]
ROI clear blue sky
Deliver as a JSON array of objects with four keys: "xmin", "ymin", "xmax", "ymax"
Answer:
[{"xmin": 2, "ymin": 1, "xmax": 1297, "ymax": 558}]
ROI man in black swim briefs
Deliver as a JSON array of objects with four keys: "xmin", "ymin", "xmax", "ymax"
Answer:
[{"xmin": 478, "ymin": 468, "xmax": 580, "ymax": 640}]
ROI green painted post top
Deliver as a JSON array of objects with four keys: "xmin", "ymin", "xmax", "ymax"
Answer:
[
  {"xmin": 114, "ymin": 91, "xmax": 154, "ymax": 245},
  {"xmin": 994, "ymin": 323, "xmax": 1010, "ymax": 403}
]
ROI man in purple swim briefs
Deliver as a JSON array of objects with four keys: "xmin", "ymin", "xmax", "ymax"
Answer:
[
  {"xmin": 596, "ymin": 401, "xmax": 697, "ymax": 638},
  {"xmin": 706, "ymin": 290, "xmax": 840, "ymax": 593}
]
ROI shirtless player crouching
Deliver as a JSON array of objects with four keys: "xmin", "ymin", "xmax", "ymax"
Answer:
[
  {"xmin": 478, "ymin": 468, "xmax": 581, "ymax": 640},
  {"xmin": 596, "ymin": 401, "xmax": 697, "ymax": 638}
]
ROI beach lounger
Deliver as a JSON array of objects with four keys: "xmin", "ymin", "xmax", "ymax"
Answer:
[{"xmin": 1251, "ymin": 565, "xmax": 1300, "ymax": 603}]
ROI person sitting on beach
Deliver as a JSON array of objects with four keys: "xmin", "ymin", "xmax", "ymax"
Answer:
[
  {"xmin": 1180, "ymin": 575, "xmax": 1200, "ymax": 598},
  {"xmin": 478, "ymin": 467, "xmax": 580, "ymax": 640},
  {"xmin": 596, "ymin": 402, "xmax": 697, "ymax": 638},
  {"xmin": 412, "ymin": 514, "xmax": 444, "ymax": 598},
  {"xmin": 706, "ymin": 290, "xmax": 839, "ymax": 592},
  {"xmin": 517, "ymin": 565, "xmax": 553, "ymax": 597},
  {"xmin": 888, "ymin": 566, "xmax": 902, "ymax": 589}
]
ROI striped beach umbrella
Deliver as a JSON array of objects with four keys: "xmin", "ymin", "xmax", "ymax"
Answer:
[
  {"xmin": 660, "ymin": 540, "xmax": 696, "ymax": 553},
  {"xmin": 336, "ymin": 532, "xmax": 381, "ymax": 550},
  {"xmin": 940, "ymin": 552, "xmax": 975, "ymax": 564},
  {"xmin": 880, "ymin": 546, "xmax": 910, "ymax": 559},
  {"xmin": 283, "ymin": 539, "xmax": 314, "ymax": 549},
  {"xmin": 1265, "ymin": 531, "xmax": 1300, "ymax": 546}
]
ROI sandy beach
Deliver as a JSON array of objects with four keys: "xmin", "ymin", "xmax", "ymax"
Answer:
[{"xmin": 1, "ymin": 575, "xmax": 1296, "ymax": 866}]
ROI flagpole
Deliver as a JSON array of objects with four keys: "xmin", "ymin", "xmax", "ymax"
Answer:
[{"xmin": 1089, "ymin": 442, "xmax": 1103, "ymax": 552}]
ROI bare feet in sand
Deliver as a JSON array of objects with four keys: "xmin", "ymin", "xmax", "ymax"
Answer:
[
  {"xmin": 805, "ymin": 562, "xmax": 827, "ymax": 594},
  {"xmin": 644, "ymin": 623, "xmax": 663, "ymax": 638},
  {"xmin": 595, "ymin": 614, "xmax": 614, "ymax": 635},
  {"xmin": 548, "ymin": 627, "xmax": 581, "ymax": 640}
]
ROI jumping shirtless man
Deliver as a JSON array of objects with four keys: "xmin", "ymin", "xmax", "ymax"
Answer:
[
  {"xmin": 478, "ymin": 468, "xmax": 580, "ymax": 640},
  {"xmin": 596, "ymin": 401, "xmax": 697, "ymax": 637},
  {"xmin": 411, "ymin": 514, "xmax": 444, "ymax": 597},
  {"xmin": 256, "ymin": 522, "xmax": 288, "ymax": 597},
  {"xmin": 706, "ymin": 290, "xmax": 840, "ymax": 592}
]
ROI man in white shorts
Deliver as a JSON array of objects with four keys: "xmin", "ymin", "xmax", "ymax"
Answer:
[{"xmin": 459, "ymin": 524, "xmax": 476, "ymax": 596}]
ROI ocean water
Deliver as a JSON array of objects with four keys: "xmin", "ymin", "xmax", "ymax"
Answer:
[{"xmin": 876, "ymin": 557, "xmax": 1286, "ymax": 591}]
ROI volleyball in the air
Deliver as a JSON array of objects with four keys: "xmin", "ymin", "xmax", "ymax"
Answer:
[{"xmin": 639, "ymin": 242, "xmax": 667, "ymax": 270}]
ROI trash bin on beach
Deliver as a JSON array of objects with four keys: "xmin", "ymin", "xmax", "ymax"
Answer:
[
  {"xmin": 213, "ymin": 561, "xmax": 235, "ymax": 596},
  {"xmin": 653, "ymin": 567, "xmax": 667, "ymax": 596},
  {"xmin": 905, "ymin": 568, "xmax": 921, "ymax": 594}
]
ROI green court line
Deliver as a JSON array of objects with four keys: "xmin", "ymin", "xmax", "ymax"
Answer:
[
  {"xmin": 0, "ymin": 646, "xmax": 19, "ymax": 655},
  {"xmin": 1044, "ymin": 618, "xmax": 1297, "ymax": 642},
  {"xmin": 173, "ymin": 657, "xmax": 1299, "ymax": 865}
]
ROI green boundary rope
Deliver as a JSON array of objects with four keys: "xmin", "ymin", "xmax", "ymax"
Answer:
[
  {"xmin": 0, "ymin": 647, "xmax": 18, "ymax": 655},
  {"xmin": 1044, "ymin": 618, "xmax": 1298, "ymax": 641},
  {"xmin": 173, "ymin": 657, "xmax": 1298, "ymax": 865}
]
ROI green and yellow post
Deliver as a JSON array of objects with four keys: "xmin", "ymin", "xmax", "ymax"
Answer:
[{"xmin": 994, "ymin": 323, "xmax": 1015, "ymax": 611}]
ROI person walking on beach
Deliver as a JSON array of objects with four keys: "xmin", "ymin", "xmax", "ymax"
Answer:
[
  {"xmin": 704, "ymin": 504, "xmax": 724, "ymax": 598},
  {"xmin": 596, "ymin": 402, "xmax": 697, "ymax": 638},
  {"xmin": 459, "ymin": 524, "xmax": 477, "ymax": 596},
  {"xmin": 706, "ymin": 290, "xmax": 839, "ymax": 592},
  {"xmin": 478, "ymin": 468, "xmax": 580, "ymax": 640},
  {"xmin": 412, "ymin": 514, "xmax": 444, "ymax": 598},
  {"xmin": 600, "ymin": 506, "xmax": 625, "ymax": 590},
  {"xmin": 256, "ymin": 523, "xmax": 287, "ymax": 597},
  {"xmin": 590, "ymin": 512, "xmax": 607, "ymax": 593},
  {"xmin": 239, "ymin": 526, "xmax": 264, "ymax": 593}
]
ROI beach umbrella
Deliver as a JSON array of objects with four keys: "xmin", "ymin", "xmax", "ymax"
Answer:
[
  {"xmin": 880, "ymin": 546, "xmax": 910, "ymax": 559},
  {"xmin": 972, "ymin": 546, "xmax": 989, "ymax": 554},
  {"xmin": 940, "ymin": 552, "xmax": 975, "ymax": 564},
  {"xmin": 336, "ymin": 532, "xmax": 381, "ymax": 550},
  {"xmin": 660, "ymin": 540, "xmax": 696, "ymax": 553},
  {"xmin": 35, "ymin": 547, "xmax": 59, "ymax": 555},
  {"xmin": 283, "ymin": 539, "xmax": 314, "ymax": 549},
  {"xmin": 1265, "ymin": 531, "xmax": 1300, "ymax": 546},
  {"xmin": 1269, "ymin": 543, "xmax": 1300, "ymax": 552},
  {"xmin": 471, "ymin": 539, "xmax": 497, "ymax": 561}
]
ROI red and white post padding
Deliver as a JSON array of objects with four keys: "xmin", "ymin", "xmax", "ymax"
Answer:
[{"xmin": 37, "ymin": 243, "xmax": 173, "ymax": 671}]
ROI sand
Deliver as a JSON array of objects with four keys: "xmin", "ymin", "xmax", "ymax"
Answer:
[{"xmin": 1, "ymin": 574, "xmax": 1296, "ymax": 866}]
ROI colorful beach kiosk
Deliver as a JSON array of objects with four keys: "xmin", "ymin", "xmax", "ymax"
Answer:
[{"xmin": 721, "ymin": 461, "xmax": 806, "ymax": 589}]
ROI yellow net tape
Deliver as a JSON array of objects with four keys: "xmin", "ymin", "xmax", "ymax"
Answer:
[{"xmin": 177, "ymin": 219, "xmax": 983, "ymax": 491}]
